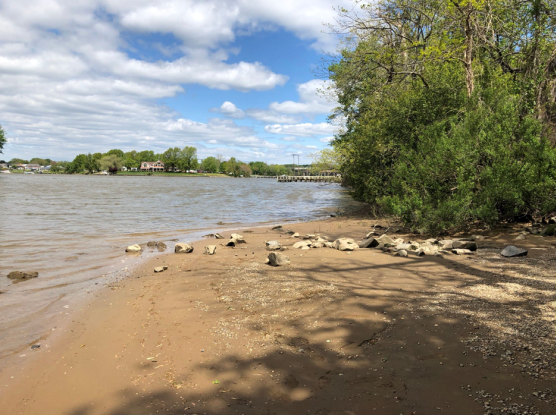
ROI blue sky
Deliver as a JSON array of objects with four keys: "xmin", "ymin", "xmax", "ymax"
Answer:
[{"xmin": 0, "ymin": 0, "xmax": 351, "ymax": 164}]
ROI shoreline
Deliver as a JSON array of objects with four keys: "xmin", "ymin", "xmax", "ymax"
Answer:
[{"xmin": 2, "ymin": 215, "xmax": 556, "ymax": 414}]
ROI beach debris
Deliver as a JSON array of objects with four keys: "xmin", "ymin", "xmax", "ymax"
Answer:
[
  {"xmin": 272, "ymin": 225, "xmax": 282, "ymax": 230},
  {"xmin": 147, "ymin": 241, "xmax": 167, "ymax": 252},
  {"xmin": 7, "ymin": 271, "xmax": 39, "ymax": 281},
  {"xmin": 359, "ymin": 238, "xmax": 380, "ymax": 249},
  {"xmin": 267, "ymin": 252, "xmax": 290, "ymax": 266},
  {"xmin": 154, "ymin": 266, "xmax": 168, "ymax": 273},
  {"xmin": 214, "ymin": 233, "xmax": 224, "ymax": 239},
  {"xmin": 452, "ymin": 249, "xmax": 475, "ymax": 255},
  {"xmin": 266, "ymin": 241, "xmax": 282, "ymax": 251},
  {"xmin": 204, "ymin": 245, "xmax": 217, "ymax": 255},
  {"xmin": 175, "ymin": 243, "xmax": 194, "ymax": 254},
  {"xmin": 396, "ymin": 249, "xmax": 408, "ymax": 257},
  {"xmin": 31, "ymin": 344, "xmax": 40, "ymax": 350},
  {"xmin": 501, "ymin": 245, "xmax": 528, "ymax": 258},
  {"xmin": 292, "ymin": 241, "xmax": 311, "ymax": 249},
  {"xmin": 125, "ymin": 244, "xmax": 142, "ymax": 253},
  {"xmin": 452, "ymin": 240, "xmax": 478, "ymax": 251},
  {"xmin": 226, "ymin": 233, "xmax": 246, "ymax": 247},
  {"xmin": 333, "ymin": 238, "xmax": 359, "ymax": 251}
]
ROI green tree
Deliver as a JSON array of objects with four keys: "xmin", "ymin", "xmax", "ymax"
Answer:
[
  {"xmin": 29, "ymin": 158, "xmax": 47, "ymax": 166},
  {"xmin": 200, "ymin": 156, "xmax": 220, "ymax": 173},
  {"xmin": 137, "ymin": 150, "xmax": 157, "ymax": 163},
  {"xmin": 179, "ymin": 146, "xmax": 198, "ymax": 171},
  {"xmin": 0, "ymin": 125, "xmax": 5, "ymax": 154},
  {"xmin": 83, "ymin": 153, "xmax": 100, "ymax": 174},
  {"xmin": 106, "ymin": 149, "xmax": 124, "ymax": 159},
  {"xmin": 100, "ymin": 154, "xmax": 123, "ymax": 174},
  {"xmin": 9, "ymin": 158, "xmax": 29, "ymax": 165},
  {"xmin": 162, "ymin": 147, "xmax": 180, "ymax": 171}
]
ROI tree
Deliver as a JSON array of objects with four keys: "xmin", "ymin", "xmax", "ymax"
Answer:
[
  {"xmin": 137, "ymin": 150, "xmax": 157, "ymax": 163},
  {"xmin": 100, "ymin": 155, "xmax": 123, "ymax": 174},
  {"xmin": 201, "ymin": 156, "xmax": 220, "ymax": 173},
  {"xmin": 179, "ymin": 146, "xmax": 198, "ymax": 171},
  {"xmin": 29, "ymin": 158, "xmax": 47, "ymax": 166},
  {"xmin": 309, "ymin": 149, "xmax": 342, "ymax": 174},
  {"xmin": 0, "ymin": 125, "xmax": 5, "ymax": 154},
  {"xmin": 106, "ymin": 149, "xmax": 124, "ymax": 159},
  {"xmin": 9, "ymin": 158, "xmax": 29, "ymax": 165},
  {"xmin": 162, "ymin": 147, "xmax": 180, "ymax": 171},
  {"xmin": 83, "ymin": 153, "xmax": 100, "ymax": 174},
  {"xmin": 65, "ymin": 154, "xmax": 87, "ymax": 174}
]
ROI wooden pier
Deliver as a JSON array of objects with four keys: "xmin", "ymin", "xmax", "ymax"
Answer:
[{"xmin": 276, "ymin": 175, "xmax": 341, "ymax": 183}]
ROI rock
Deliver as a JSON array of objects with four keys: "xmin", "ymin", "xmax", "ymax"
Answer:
[
  {"xmin": 425, "ymin": 238, "xmax": 437, "ymax": 244},
  {"xmin": 396, "ymin": 243, "xmax": 418, "ymax": 251},
  {"xmin": 501, "ymin": 245, "xmax": 528, "ymax": 258},
  {"xmin": 310, "ymin": 242, "xmax": 324, "ymax": 248},
  {"xmin": 541, "ymin": 224, "xmax": 556, "ymax": 236},
  {"xmin": 452, "ymin": 249, "xmax": 474, "ymax": 255},
  {"xmin": 285, "ymin": 229, "xmax": 295, "ymax": 235},
  {"xmin": 515, "ymin": 234, "xmax": 526, "ymax": 241},
  {"xmin": 333, "ymin": 238, "xmax": 359, "ymax": 251},
  {"xmin": 416, "ymin": 249, "xmax": 426, "ymax": 256},
  {"xmin": 157, "ymin": 242, "xmax": 167, "ymax": 252},
  {"xmin": 438, "ymin": 249, "xmax": 451, "ymax": 255},
  {"xmin": 175, "ymin": 243, "xmax": 194, "ymax": 253},
  {"xmin": 364, "ymin": 231, "xmax": 378, "ymax": 239},
  {"xmin": 317, "ymin": 236, "xmax": 330, "ymax": 242},
  {"xmin": 293, "ymin": 241, "xmax": 311, "ymax": 249},
  {"xmin": 214, "ymin": 233, "xmax": 224, "ymax": 239},
  {"xmin": 452, "ymin": 241, "xmax": 477, "ymax": 251},
  {"xmin": 230, "ymin": 233, "xmax": 246, "ymax": 244},
  {"xmin": 303, "ymin": 234, "xmax": 316, "ymax": 240},
  {"xmin": 471, "ymin": 235, "xmax": 485, "ymax": 241},
  {"xmin": 272, "ymin": 225, "xmax": 283, "ymax": 230},
  {"xmin": 396, "ymin": 250, "xmax": 408, "ymax": 257},
  {"xmin": 438, "ymin": 240, "xmax": 453, "ymax": 250},
  {"xmin": 359, "ymin": 238, "xmax": 380, "ymax": 249},
  {"xmin": 301, "ymin": 246, "xmax": 310, "ymax": 250},
  {"xmin": 147, "ymin": 241, "xmax": 158, "ymax": 247},
  {"xmin": 291, "ymin": 233, "xmax": 300, "ymax": 238},
  {"xmin": 204, "ymin": 245, "xmax": 217, "ymax": 255},
  {"xmin": 324, "ymin": 242, "xmax": 335, "ymax": 248},
  {"xmin": 525, "ymin": 226, "xmax": 541, "ymax": 235},
  {"xmin": 154, "ymin": 266, "xmax": 165, "ymax": 273},
  {"xmin": 549, "ymin": 217, "xmax": 556, "ymax": 224},
  {"xmin": 266, "ymin": 241, "xmax": 282, "ymax": 251},
  {"xmin": 268, "ymin": 252, "xmax": 290, "ymax": 267},
  {"xmin": 126, "ymin": 244, "xmax": 142, "ymax": 253},
  {"xmin": 377, "ymin": 234, "xmax": 395, "ymax": 245},
  {"xmin": 7, "ymin": 271, "xmax": 39, "ymax": 281}
]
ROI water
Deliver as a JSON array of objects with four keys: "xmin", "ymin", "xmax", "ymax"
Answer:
[{"xmin": 0, "ymin": 174, "xmax": 355, "ymax": 368}]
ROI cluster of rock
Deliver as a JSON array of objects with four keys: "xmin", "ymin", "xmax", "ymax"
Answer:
[{"xmin": 147, "ymin": 241, "xmax": 167, "ymax": 252}]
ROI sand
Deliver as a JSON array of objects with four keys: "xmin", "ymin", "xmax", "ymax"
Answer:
[{"xmin": 1, "ymin": 216, "xmax": 556, "ymax": 415}]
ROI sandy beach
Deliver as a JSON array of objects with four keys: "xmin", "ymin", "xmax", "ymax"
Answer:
[{"xmin": 2, "ymin": 215, "xmax": 556, "ymax": 415}]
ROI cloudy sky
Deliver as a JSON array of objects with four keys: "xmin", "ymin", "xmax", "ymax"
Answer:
[{"xmin": 0, "ymin": 0, "xmax": 350, "ymax": 163}]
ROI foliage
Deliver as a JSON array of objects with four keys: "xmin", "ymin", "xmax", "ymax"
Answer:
[
  {"xmin": 249, "ymin": 161, "xmax": 289, "ymax": 176},
  {"xmin": 83, "ymin": 153, "xmax": 100, "ymax": 174},
  {"xmin": 329, "ymin": 0, "xmax": 556, "ymax": 232},
  {"xmin": 100, "ymin": 154, "xmax": 123, "ymax": 174},
  {"xmin": 9, "ymin": 158, "xmax": 29, "ymax": 165},
  {"xmin": 309, "ymin": 149, "xmax": 342, "ymax": 174},
  {"xmin": 0, "ymin": 125, "xmax": 5, "ymax": 154},
  {"xmin": 201, "ymin": 156, "xmax": 220, "ymax": 173}
]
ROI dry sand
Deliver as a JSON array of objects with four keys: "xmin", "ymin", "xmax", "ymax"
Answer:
[{"xmin": 1, "ymin": 216, "xmax": 556, "ymax": 415}]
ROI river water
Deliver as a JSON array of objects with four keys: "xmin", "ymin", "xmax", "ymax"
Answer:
[{"xmin": 0, "ymin": 174, "xmax": 355, "ymax": 370}]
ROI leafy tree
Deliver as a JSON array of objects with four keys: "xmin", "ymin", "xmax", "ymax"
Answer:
[
  {"xmin": 106, "ymin": 149, "xmax": 124, "ymax": 159},
  {"xmin": 83, "ymin": 153, "xmax": 100, "ymax": 174},
  {"xmin": 65, "ymin": 154, "xmax": 87, "ymax": 174},
  {"xmin": 179, "ymin": 146, "xmax": 198, "ymax": 171},
  {"xmin": 100, "ymin": 155, "xmax": 123, "ymax": 174},
  {"xmin": 309, "ymin": 149, "xmax": 342, "ymax": 175},
  {"xmin": 137, "ymin": 150, "xmax": 157, "ymax": 163},
  {"xmin": 201, "ymin": 156, "xmax": 220, "ymax": 173},
  {"xmin": 219, "ymin": 161, "xmax": 228, "ymax": 173},
  {"xmin": 162, "ymin": 147, "xmax": 180, "ymax": 171},
  {"xmin": 0, "ymin": 125, "xmax": 5, "ymax": 154},
  {"xmin": 239, "ymin": 163, "xmax": 252, "ymax": 177},
  {"xmin": 29, "ymin": 158, "xmax": 47, "ymax": 166},
  {"xmin": 9, "ymin": 158, "xmax": 29, "ymax": 165}
]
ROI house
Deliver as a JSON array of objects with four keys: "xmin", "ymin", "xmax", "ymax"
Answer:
[
  {"xmin": 0, "ymin": 163, "xmax": 7, "ymax": 170},
  {"xmin": 140, "ymin": 160, "xmax": 164, "ymax": 172},
  {"xmin": 130, "ymin": 167, "xmax": 138, "ymax": 172},
  {"xmin": 121, "ymin": 166, "xmax": 128, "ymax": 172}
]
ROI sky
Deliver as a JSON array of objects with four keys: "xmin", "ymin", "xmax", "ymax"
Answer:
[{"xmin": 0, "ymin": 0, "xmax": 352, "ymax": 164}]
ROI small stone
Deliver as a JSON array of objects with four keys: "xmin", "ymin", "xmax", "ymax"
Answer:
[
  {"xmin": 359, "ymin": 238, "xmax": 380, "ymax": 249},
  {"xmin": 204, "ymin": 245, "xmax": 217, "ymax": 255},
  {"xmin": 333, "ymin": 238, "xmax": 359, "ymax": 251},
  {"xmin": 125, "ymin": 244, "xmax": 142, "ymax": 253},
  {"xmin": 214, "ymin": 233, "xmax": 224, "ymax": 239},
  {"xmin": 515, "ymin": 234, "xmax": 526, "ymax": 241},
  {"xmin": 396, "ymin": 249, "xmax": 408, "ymax": 257},
  {"xmin": 501, "ymin": 245, "xmax": 528, "ymax": 258},
  {"xmin": 175, "ymin": 243, "xmax": 194, "ymax": 254},
  {"xmin": 268, "ymin": 252, "xmax": 290, "ymax": 267},
  {"xmin": 265, "ymin": 241, "xmax": 282, "ymax": 251},
  {"xmin": 154, "ymin": 266, "xmax": 165, "ymax": 273}
]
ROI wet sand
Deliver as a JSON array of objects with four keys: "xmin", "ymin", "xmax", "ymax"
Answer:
[{"xmin": 2, "ymin": 216, "xmax": 556, "ymax": 415}]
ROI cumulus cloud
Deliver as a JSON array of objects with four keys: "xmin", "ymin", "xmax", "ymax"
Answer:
[
  {"xmin": 269, "ymin": 80, "xmax": 336, "ymax": 116},
  {"xmin": 265, "ymin": 122, "xmax": 336, "ymax": 137},
  {"xmin": 215, "ymin": 101, "xmax": 245, "ymax": 118}
]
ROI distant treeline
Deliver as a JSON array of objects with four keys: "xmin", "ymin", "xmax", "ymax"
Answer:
[{"xmin": 6, "ymin": 147, "xmax": 292, "ymax": 177}]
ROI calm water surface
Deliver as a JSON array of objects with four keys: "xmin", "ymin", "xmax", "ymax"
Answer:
[{"xmin": 0, "ymin": 174, "xmax": 356, "ymax": 369}]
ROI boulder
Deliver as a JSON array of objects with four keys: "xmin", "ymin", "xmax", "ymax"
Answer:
[
  {"xmin": 126, "ymin": 244, "xmax": 142, "ymax": 253},
  {"xmin": 154, "ymin": 266, "xmax": 164, "ymax": 273},
  {"xmin": 396, "ymin": 250, "xmax": 408, "ymax": 258},
  {"xmin": 359, "ymin": 238, "xmax": 379, "ymax": 249},
  {"xmin": 333, "ymin": 238, "xmax": 359, "ymax": 251},
  {"xmin": 204, "ymin": 245, "xmax": 217, "ymax": 255},
  {"xmin": 175, "ymin": 243, "xmax": 194, "ymax": 253},
  {"xmin": 268, "ymin": 252, "xmax": 290, "ymax": 267},
  {"xmin": 501, "ymin": 245, "xmax": 528, "ymax": 258},
  {"xmin": 452, "ymin": 241, "xmax": 477, "ymax": 251},
  {"xmin": 291, "ymin": 233, "xmax": 300, "ymax": 238},
  {"xmin": 293, "ymin": 241, "xmax": 311, "ymax": 249},
  {"xmin": 266, "ymin": 241, "xmax": 282, "ymax": 251},
  {"xmin": 7, "ymin": 271, "xmax": 39, "ymax": 281},
  {"xmin": 310, "ymin": 242, "xmax": 324, "ymax": 248},
  {"xmin": 227, "ymin": 233, "xmax": 246, "ymax": 246},
  {"xmin": 438, "ymin": 240, "xmax": 453, "ymax": 250},
  {"xmin": 377, "ymin": 234, "xmax": 395, "ymax": 245},
  {"xmin": 452, "ymin": 249, "xmax": 474, "ymax": 255}
]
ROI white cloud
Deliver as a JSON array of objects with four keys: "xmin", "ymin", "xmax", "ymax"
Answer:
[
  {"xmin": 244, "ymin": 109, "xmax": 301, "ymax": 124},
  {"xmin": 216, "ymin": 101, "xmax": 245, "ymax": 118},
  {"xmin": 281, "ymin": 136, "xmax": 297, "ymax": 141},
  {"xmin": 265, "ymin": 122, "xmax": 335, "ymax": 137},
  {"xmin": 320, "ymin": 136, "xmax": 334, "ymax": 143},
  {"xmin": 269, "ymin": 80, "xmax": 336, "ymax": 116}
]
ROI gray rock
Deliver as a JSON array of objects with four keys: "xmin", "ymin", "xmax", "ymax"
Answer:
[
  {"xmin": 126, "ymin": 244, "xmax": 142, "ymax": 253},
  {"xmin": 7, "ymin": 271, "xmax": 39, "ymax": 281},
  {"xmin": 293, "ymin": 241, "xmax": 311, "ymax": 249},
  {"xmin": 396, "ymin": 249, "xmax": 408, "ymax": 257},
  {"xmin": 452, "ymin": 249, "xmax": 474, "ymax": 255},
  {"xmin": 359, "ymin": 238, "xmax": 379, "ymax": 249},
  {"xmin": 333, "ymin": 238, "xmax": 359, "ymax": 251},
  {"xmin": 285, "ymin": 229, "xmax": 295, "ymax": 235},
  {"xmin": 266, "ymin": 241, "xmax": 282, "ymax": 251},
  {"xmin": 377, "ymin": 234, "xmax": 395, "ymax": 245},
  {"xmin": 525, "ymin": 226, "xmax": 541, "ymax": 235},
  {"xmin": 452, "ymin": 241, "xmax": 477, "ymax": 251},
  {"xmin": 175, "ymin": 243, "xmax": 194, "ymax": 253},
  {"xmin": 204, "ymin": 245, "xmax": 217, "ymax": 255},
  {"xmin": 501, "ymin": 245, "xmax": 528, "ymax": 258},
  {"xmin": 268, "ymin": 252, "xmax": 290, "ymax": 266},
  {"xmin": 154, "ymin": 266, "xmax": 165, "ymax": 273}
]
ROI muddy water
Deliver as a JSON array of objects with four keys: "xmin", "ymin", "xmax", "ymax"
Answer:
[{"xmin": 0, "ymin": 174, "xmax": 355, "ymax": 369}]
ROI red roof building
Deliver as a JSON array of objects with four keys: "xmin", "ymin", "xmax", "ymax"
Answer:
[{"xmin": 140, "ymin": 160, "xmax": 164, "ymax": 171}]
